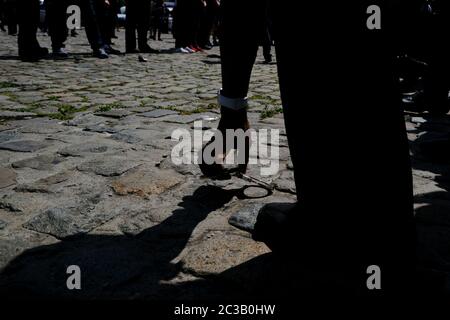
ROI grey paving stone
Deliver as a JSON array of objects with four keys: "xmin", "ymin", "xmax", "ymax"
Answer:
[
  {"xmin": 58, "ymin": 142, "xmax": 111, "ymax": 157},
  {"xmin": 12, "ymin": 154, "xmax": 65, "ymax": 170},
  {"xmin": 94, "ymin": 109, "xmax": 132, "ymax": 119},
  {"xmin": 0, "ymin": 111, "xmax": 36, "ymax": 120},
  {"xmin": 15, "ymin": 171, "xmax": 71, "ymax": 193},
  {"xmin": 23, "ymin": 206, "xmax": 97, "ymax": 239},
  {"xmin": 110, "ymin": 132, "xmax": 143, "ymax": 144},
  {"xmin": 228, "ymin": 203, "xmax": 264, "ymax": 232},
  {"xmin": 84, "ymin": 125, "xmax": 118, "ymax": 134},
  {"xmin": 0, "ymin": 130, "xmax": 21, "ymax": 143},
  {"xmin": 0, "ymin": 168, "xmax": 17, "ymax": 189},
  {"xmin": 111, "ymin": 167, "xmax": 185, "ymax": 198},
  {"xmin": 77, "ymin": 157, "xmax": 140, "ymax": 177},
  {"xmin": 0, "ymin": 140, "xmax": 50, "ymax": 152},
  {"xmin": 139, "ymin": 109, "xmax": 178, "ymax": 118}
]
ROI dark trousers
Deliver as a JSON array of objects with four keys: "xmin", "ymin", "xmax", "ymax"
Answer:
[
  {"xmin": 174, "ymin": 3, "xmax": 188, "ymax": 48},
  {"xmin": 5, "ymin": 0, "xmax": 17, "ymax": 34},
  {"xmin": 17, "ymin": 0, "xmax": 41, "ymax": 56},
  {"xmin": 261, "ymin": 26, "xmax": 272, "ymax": 62},
  {"xmin": 46, "ymin": 0, "xmax": 68, "ymax": 50},
  {"xmin": 221, "ymin": 0, "xmax": 415, "ymax": 294},
  {"xmin": 80, "ymin": 0, "xmax": 108, "ymax": 50},
  {"xmin": 0, "ymin": 0, "xmax": 5, "ymax": 29},
  {"xmin": 125, "ymin": 0, "xmax": 150, "ymax": 51},
  {"xmin": 422, "ymin": 9, "xmax": 450, "ymax": 113}
]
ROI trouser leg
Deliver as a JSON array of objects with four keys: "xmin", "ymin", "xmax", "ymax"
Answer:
[
  {"xmin": 137, "ymin": 4, "xmax": 150, "ymax": 50},
  {"xmin": 6, "ymin": 1, "xmax": 17, "ymax": 34},
  {"xmin": 272, "ymin": 1, "xmax": 415, "ymax": 293},
  {"xmin": 17, "ymin": 0, "xmax": 41, "ymax": 56},
  {"xmin": 81, "ymin": 0, "xmax": 103, "ymax": 50},
  {"xmin": 46, "ymin": 0, "xmax": 68, "ymax": 50},
  {"xmin": 125, "ymin": 1, "xmax": 136, "ymax": 50},
  {"xmin": 220, "ymin": 0, "xmax": 263, "ymax": 99}
]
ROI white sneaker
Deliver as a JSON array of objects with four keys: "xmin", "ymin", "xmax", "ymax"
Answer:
[
  {"xmin": 184, "ymin": 47, "xmax": 194, "ymax": 53},
  {"xmin": 174, "ymin": 47, "xmax": 191, "ymax": 54}
]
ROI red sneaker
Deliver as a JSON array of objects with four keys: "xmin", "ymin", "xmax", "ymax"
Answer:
[{"xmin": 188, "ymin": 46, "xmax": 198, "ymax": 52}]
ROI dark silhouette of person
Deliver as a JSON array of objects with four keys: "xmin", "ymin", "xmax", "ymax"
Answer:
[
  {"xmin": 200, "ymin": 0, "xmax": 417, "ymax": 295},
  {"xmin": 125, "ymin": 0, "xmax": 157, "ymax": 53},
  {"xmin": 17, "ymin": 0, "xmax": 48, "ymax": 61},
  {"xmin": 45, "ymin": 0, "xmax": 69, "ymax": 57},
  {"xmin": 4, "ymin": 0, "xmax": 17, "ymax": 35},
  {"xmin": 421, "ymin": 0, "xmax": 450, "ymax": 115},
  {"xmin": 0, "ymin": 0, "xmax": 6, "ymax": 31}
]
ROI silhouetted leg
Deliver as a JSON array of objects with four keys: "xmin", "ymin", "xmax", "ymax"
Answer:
[
  {"xmin": 81, "ymin": 0, "xmax": 104, "ymax": 50},
  {"xmin": 125, "ymin": 0, "xmax": 136, "ymax": 51},
  {"xmin": 220, "ymin": 0, "xmax": 264, "ymax": 99},
  {"xmin": 271, "ymin": 1, "xmax": 415, "ymax": 294},
  {"xmin": 17, "ymin": 0, "xmax": 41, "ymax": 57},
  {"xmin": 137, "ymin": 5, "xmax": 150, "ymax": 50},
  {"xmin": 198, "ymin": 0, "xmax": 266, "ymax": 179},
  {"xmin": 46, "ymin": 0, "xmax": 68, "ymax": 50}
]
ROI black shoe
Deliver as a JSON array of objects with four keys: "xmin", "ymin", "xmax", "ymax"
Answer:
[
  {"xmin": 103, "ymin": 45, "xmax": 121, "ymax": 55},
  {"xmin": 252, "ymin": 202, "xmax": 298, "ymax": 251},
  {"xmin": 37, "ymin": 47, "xmax": 49, "ymax": 57},
  {"xmin": 19, "ymin": 54, "xmax": 40, "ymax": 62},
  {"xmin": 139, "ymin": 46, "xmax": 160, "ymax": 54},
  {"xmin": 198, "ymin": 107, "xmax": 250, "ymax": 180},
  {"xmin": 52, "ymin": 47, "xmax": 69, "ymax": 58},
  {"xmin": 126, "ymin": 48, "xmax": 140, "ymax": 54},
  {"xmin": 263, "ymin": 56, "xmax": 273, "ymax": 64},
  {"xmin": 93, "ymin": 48, "xmax": 109, "ymax": 59},
  {"xmin": 19, "ymin": 47, "xmax": 49, "ymax": 62}
]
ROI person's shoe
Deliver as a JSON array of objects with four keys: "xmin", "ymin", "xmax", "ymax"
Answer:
[
  {"xmin": 37, "ymin": 47, "xmax": 49, "ymax": 57},
  {"xmin": 184, "ymin": 47, "xmax": 195, "ymax": 53},
  {"xmin": 139, "ymin": 46, "xmax": 160, "ymax": 54},
  {"xmin": 126, "ymin": 48, "xmax": 140, "ymax": 54},
  {"xmin": 188, "ymin": 46, "xmax": 198, "ymax": 53},
  {"xmin": 174, "ymin": 47, "xmax": 189, "ymax": 53},
  {"xmin": 20, "ymin": 46, "xmax": 49, "ymax": 61},
  {"xmin": 198, "ymin": 106, "xmax": 250, "ymax": 179},
  {"xmin": 103, "ymin": 45, "xmax": 121, "ymax": 55},
  {"xmin": 19, "ymin": 53, "xmax": 40, "ymax": 62},
  {"xmin": 194, "ymin": 46, "xmax": 204, "ymax": 52},
  {"xmin": 252, "ymin": 202, "xmax": 298, "ymax": 252},
  {"xmin": 93, "ymin": 48, "xmax": 109, "ymax": 59},
  {"xmin": 52, "ymin": 47, "xmax": 69, "ymax": 58}
]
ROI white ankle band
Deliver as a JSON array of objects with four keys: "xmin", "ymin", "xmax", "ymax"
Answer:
[{"xmin": 218, "ymin": 89, "xmax": 248, "ymax": 110}]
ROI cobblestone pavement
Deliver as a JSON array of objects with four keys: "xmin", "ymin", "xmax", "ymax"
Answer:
[{"xmin": 0, "ymin": 29, "xmax": 449, "ymax": 298}]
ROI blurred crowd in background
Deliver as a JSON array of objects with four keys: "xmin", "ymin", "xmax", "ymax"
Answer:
[
  {"xmin": 0, "ymin": 1, "xmax": 448, "ymax": 115},
  {"xmin": 0, "ymin": 0, "xmax": 226, "ymax": 60}
]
